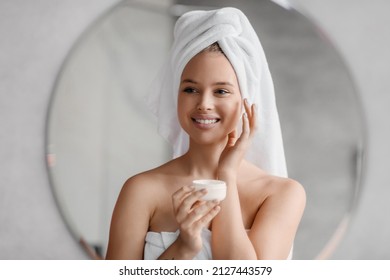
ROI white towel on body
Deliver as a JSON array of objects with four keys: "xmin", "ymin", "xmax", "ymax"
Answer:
[
  {"xmin": 144, "ymin": 228, "xmax": 293, "ymax": 260},
  {"xmin": 144, "ymin": 229, "xmax": 212, "ymax": 260}
]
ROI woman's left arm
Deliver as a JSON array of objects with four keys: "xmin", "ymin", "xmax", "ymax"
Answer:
[
  {"xmin": 212, "ymin": 100, "xmax": 306, "ymax": 259},
  {"xmin": 212, "ymin": 173, "xmax": 258, "ymax": 259},
  {"xmin": 248, "ymin": 178, "xmax": 306, "ymax": 259},
  {"xmin": 211, "ymin": 99, "xmax": 258, "ymax": 259}
]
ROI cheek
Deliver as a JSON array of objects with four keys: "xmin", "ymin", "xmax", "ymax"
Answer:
[
  {"xmin": 177, "ymin": 97, "xmax": 185, "ymax": 124},
  {"xmin": 234, "ymin": 98, "xmax": 243, "ymax": 117},
  {"xmin": 177, "ymin": 94, "xmax": 191, "ymax": 127},
  {"xmin": 225, "ymin": 100, "xmax": 242, "ymax": 128}
]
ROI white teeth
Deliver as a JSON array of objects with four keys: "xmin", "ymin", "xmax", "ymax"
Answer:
[{"xmin": 195, "ymin": 119, "xmax": 218, "ymax": 124}]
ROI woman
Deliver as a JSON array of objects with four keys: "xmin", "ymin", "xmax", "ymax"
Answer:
[{"xmin": 106, "ymin": 7, "xmax": 305, "ymax": 260}]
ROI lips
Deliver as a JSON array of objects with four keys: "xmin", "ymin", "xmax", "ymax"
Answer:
[
  {"xmin": 191, "ymin": 115, "xmax": 220, "ymax": 127},
  {"xmin": 193, "ymin": 118, "xmax": 219, "ymax": 124}
]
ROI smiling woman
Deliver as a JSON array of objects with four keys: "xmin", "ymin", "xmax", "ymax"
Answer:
[
  {"xmin": 105, "ymin": 7, "xmax": 306, "ymax": 260},
  {"xmin": 46, "ymin": 0, "xmax": 363, "ymax": 260},
  {"xmin": 178, "ymin": 49, "xmax": 242, "ymax": 144}
]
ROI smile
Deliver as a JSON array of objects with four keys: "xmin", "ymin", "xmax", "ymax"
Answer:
[{"xmin": 192, "ymin": 118, "xmax": 220, "ymax": 124}]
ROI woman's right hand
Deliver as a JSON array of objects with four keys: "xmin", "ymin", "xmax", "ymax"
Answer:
[{"xmin": 172, "ymin": 185, "xmax": 221, "ymax": 256}]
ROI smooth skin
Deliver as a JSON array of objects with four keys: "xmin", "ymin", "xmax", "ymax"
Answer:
[{"xmin": 105, "ymin": 51, "xmax": 306, "ymax": 260}]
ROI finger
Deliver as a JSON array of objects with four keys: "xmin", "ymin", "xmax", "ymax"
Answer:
[
  {"xmin": 241, "ymin": 110, "xmax": 250, "ymax": 139},
  {"xmin": 249, "ymin": 103, "xmax": 257, "ymax": 137},
  {"xmin": 172, "ymin": 185, "xmax": 194, "ymax": 211},
  {"xmin": 176, "ymin": 189, "xmax": 208, "ymax": 222},
  {"xmin": 193, "ymin": 204, "xmax": 221, "ymax": 230},
  {"xmin": 244, "ymin": 99, "xmax": 257, "ymax": 133},
  {"xmin": 182, "ymin": 189, "xmax": 208, "ymax": 211},
  {"xmin": 181, "ymin": 200, "xmax": 220, "ymax": 230},
  {"xmin": 227, "ymin": 129, "xmax": 237, "ymax": 147},
  {"xmin": 243, "ymin": 98, "xmax": 253, "ymax": 120},
  {"xmin": 231, "ymin": 112, "xmax": 250, "ymax": 151}
]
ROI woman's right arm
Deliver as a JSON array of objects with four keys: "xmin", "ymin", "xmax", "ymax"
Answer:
[
  {"xmin": 105, "ymin": 176, "xmax": 152, "ymax": 260},
  {"xmin": 106, "ymin": 177, "xmax": 220, "ymax": 260},
  {"xmin": 156, "ymin": 185, "xmax": 220, "ymax": 260}
]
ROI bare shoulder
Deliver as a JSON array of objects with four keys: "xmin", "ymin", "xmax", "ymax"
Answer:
[
  {"xmin": 267, "ymin": 175, "xmax": 306, "ymax": 202},
  {"xmin": 122, "ymin": 171, "xmax": 161, "ymax": 195},
  {"xmin": 239, "ymin": 161, "xmax": 306, "ymax": 208},
  {"xmin": 106, "ymin": 164, "xmax": 174, "ymax": 259},
  {"xmin": 256, "ymin": 174, "xmax": 306, "ymax": 226},
  {"xmin": 118, "ymin": 166, "xmax": 169, "ymax": 207},
  {"xmin": 117, "ymin": 158, "xmax": 183, "ymax": 208}
]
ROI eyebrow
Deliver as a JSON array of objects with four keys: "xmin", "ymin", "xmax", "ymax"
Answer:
[
  {"xmin": 181, "ymin": 79, "xmax": 234, "ymax": 87},
  {"xmin": 181, "ymin": 79, "xmax": 198, "ymax": 84}
]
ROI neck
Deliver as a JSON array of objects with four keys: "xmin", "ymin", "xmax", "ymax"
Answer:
[{"xmin": 182, "ymin": 138, "xmax": 227, "ymax": 179}]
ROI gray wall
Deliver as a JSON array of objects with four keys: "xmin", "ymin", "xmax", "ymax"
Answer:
[
  {"xmin": 294, "ymin": 0, "xmax": 390, "ymax": 259},
  {"xmin": 0, "ymin": 0, "xmax": 122, "ymax": 259},
  {"xmin": 1, "ymin": 0, "xmax": 389, "ymax": 259}
]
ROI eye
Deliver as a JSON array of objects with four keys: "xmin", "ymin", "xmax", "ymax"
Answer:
[
  {"xmin": 215, "ymin": 89, "xmax": 230, "ymax": 96},
  {"xmin": 182, "ymin": 87, "xmax": 197, "ymax": 94}
]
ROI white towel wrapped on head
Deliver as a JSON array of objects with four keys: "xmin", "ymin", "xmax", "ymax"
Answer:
[{"xmin": 147, "ymin": 7, "xmax": 287, "ymax": 177}]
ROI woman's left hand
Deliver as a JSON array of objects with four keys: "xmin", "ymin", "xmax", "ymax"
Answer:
[{"xmin": 217, "ymin": 99, "xmax": 257, "ymax": 177}]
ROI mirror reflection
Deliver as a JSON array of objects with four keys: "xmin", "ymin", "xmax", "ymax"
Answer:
[{"xmin": 46, "ymin": 0, "xmax": 363, "ymax": 259}]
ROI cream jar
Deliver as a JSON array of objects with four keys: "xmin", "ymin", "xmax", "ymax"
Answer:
[{"xmin": 192, "ymin": 179, "xmax": 227, "ymax": 201}]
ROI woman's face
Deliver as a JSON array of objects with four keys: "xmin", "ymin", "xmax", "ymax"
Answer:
[{"xmin": 178, "ymin": 51, "xmax": 242, "ymax": 145}]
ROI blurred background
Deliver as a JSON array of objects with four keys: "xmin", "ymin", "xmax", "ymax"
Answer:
[{"xmin": 0, "ymin": 0, "xmax": 389, "ymax": 259}]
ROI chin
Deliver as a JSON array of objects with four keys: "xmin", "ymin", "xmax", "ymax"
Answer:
[{"xmin": 191, "ymin": 133, "xmax": 228, "ymax": 146}]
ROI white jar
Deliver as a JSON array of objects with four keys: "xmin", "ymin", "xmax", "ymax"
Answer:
[{"xmin": 192, "ymin": 179, "xmax": 227, "ymax": 201}]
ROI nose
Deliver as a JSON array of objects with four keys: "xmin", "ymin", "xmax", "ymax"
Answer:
[{"xmin": 197, "ymin": 92, "xmax": 214, "ymax": 111}]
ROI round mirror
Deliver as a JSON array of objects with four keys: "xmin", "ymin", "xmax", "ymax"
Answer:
[{"xmin": 46, "ymin": 0, "xmax": 364, "ymax": 259}]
